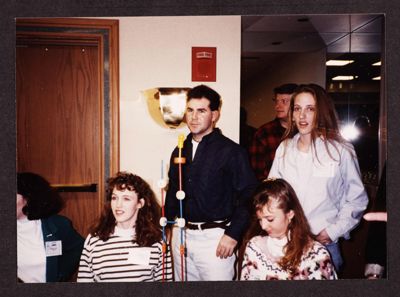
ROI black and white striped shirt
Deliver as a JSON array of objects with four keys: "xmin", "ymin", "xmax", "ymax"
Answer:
[{"xmin": 77, "ymin": 227, "xmax": 173, "ymax": 282}]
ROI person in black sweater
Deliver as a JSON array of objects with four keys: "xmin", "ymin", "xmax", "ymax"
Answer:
[{"xmin": 165, "ymin": 85, "xmax": 258, "ymax": 281}]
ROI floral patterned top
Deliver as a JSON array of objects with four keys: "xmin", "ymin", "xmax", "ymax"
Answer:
[{"xmin": 240, "ymin": 235, "xmax": 337, "ymax": 280}]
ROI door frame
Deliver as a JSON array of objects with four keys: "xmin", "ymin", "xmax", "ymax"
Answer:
[{"xmin": 16, "ymin": 18, "xmax": 120, "ymax": 207}]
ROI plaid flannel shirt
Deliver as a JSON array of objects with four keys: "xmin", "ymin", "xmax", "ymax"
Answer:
[{"xmin": 249, "ymin": 118, "xmax": 285, "ymax": 181}]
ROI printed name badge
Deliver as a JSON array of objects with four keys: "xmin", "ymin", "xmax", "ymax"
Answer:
[
  {"xmin": 127, "ymin": 248, "xmax": 151, "ymax": 266},
  {"xmin": 45, "ymin": 240, "xmax": 62, "ymax": 257}
]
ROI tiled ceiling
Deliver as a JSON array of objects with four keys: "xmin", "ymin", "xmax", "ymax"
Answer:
[{"xmin": 241, "ymin": 14, "xmax": 384, "ymax": 83}]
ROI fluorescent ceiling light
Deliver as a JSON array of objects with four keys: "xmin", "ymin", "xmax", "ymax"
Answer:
[
  {"xmin": 372, "ymin": 76, "xmax": 381, "ymax": 80},
  {"xmin": 372, "ymin": 61, "xmax": 381, "ymax": 66},
  {"xmin": 332, "ymin": 76, "xmax": 356, "ymax": 81},
  {"xmin": 326, "ymin": 60, "xmax": 354, "ymax": 66}
]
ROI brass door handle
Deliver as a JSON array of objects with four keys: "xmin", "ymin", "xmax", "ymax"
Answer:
[{"xmin": 51, "ymin": 183, "xmax": 97, "ymax": 193}]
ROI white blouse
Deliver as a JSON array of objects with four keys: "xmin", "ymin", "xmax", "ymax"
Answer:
[
  {"xmin": 269, "ymin": 134, "xmax": 368, "ymax": 242},
  {"xmin": 17, "ymin": 218, "xmax": 46, "ymax": 282}
]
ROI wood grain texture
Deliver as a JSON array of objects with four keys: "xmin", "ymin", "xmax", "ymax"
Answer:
[
  {"xmin": 17, "ymin": 44, "xmax": 101, "ymax": 236},
  {"xmin": 16, "ymin": 18, "xmax": 120, "ymax": 237}
]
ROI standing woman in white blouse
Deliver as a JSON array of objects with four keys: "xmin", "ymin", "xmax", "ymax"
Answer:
[{"xmin": 268, "ymin": 84, "xmax": 368, "ymax": 273}]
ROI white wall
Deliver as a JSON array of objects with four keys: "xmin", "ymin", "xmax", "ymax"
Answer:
[
  {"xmin": 117, "ymin": 16, "xmax": 241, "ymax": 196},
  {"xmin": 242, "ymin": 50, "xmax": 327, "ymax": 128}
]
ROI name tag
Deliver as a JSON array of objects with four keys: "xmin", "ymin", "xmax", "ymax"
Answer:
[
  {"xmin": 45, "ymin": 240, "xmax": 62, "ymax": 257},
  {"xmin": 313, "ymin": 162, "xmax": 335, "ymax": 178},
  {"xmin": 127, "ymin": 248, "xmax": 152, "ymax": 266}
]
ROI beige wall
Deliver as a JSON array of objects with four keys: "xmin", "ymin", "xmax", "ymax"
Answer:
[
  {"xmin": 117, "ymin": 16, "xmax": 241, "ymax": 195},
  {"xmin": 242, "ymin": 50, "xmax": 327, "ymax": 129}
]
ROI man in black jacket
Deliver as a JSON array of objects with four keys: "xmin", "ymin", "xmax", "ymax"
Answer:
[{"xmin": 165, "ymin": 85, "xmax": 258, "ymax": 281}]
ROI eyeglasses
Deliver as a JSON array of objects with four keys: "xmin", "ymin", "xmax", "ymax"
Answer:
[{"xmin": 272, "ymin": 98, "xmax": 291, "ymax": 105}]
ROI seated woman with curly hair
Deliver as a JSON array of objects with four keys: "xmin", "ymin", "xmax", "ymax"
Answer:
[
  {"xmin": 77, "ymin": 171, "xmax": 173, "ymax": 282},
  {"xmin": 17, "ymin": 172, "xmax": 84, "ymax": 282},
  {"xmin": 240, "ymin": 178, "xmax": 337, "ymax": 280}
]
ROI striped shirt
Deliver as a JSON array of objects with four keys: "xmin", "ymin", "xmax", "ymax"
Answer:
[{"xmin": 77, "ymin": 228, "xmax": 173, "ymax": 282}]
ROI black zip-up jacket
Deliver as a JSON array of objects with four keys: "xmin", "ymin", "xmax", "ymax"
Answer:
[{"xmin": 165, "ymin": 129, "xmax": 258, "ymax": 242}]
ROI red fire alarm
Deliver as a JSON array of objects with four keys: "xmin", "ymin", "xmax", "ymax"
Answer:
[{"xmin": 192, "ymin": 47, "xmax": 216, "ymax": 82}]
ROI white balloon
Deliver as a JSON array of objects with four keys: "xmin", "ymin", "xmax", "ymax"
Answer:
[
  {"xmin": 176, "ymin": 190, "xmax": 186, "ymax": 200},
  {"xmin": 177, "ymin": 218, "xmax": 186, "ymax": 228},
  {"xmin": 159, "ymin": 217, "xmax": 168, "ymax": 227}
]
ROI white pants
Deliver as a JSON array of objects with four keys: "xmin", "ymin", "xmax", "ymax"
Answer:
[{"xmin": 171, "ymin": 225, "xmax": 236, "ymax": 281}]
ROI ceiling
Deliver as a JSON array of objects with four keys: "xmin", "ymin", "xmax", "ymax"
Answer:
[{"xmin": 241, "ymin": 14, "xmax": 384, "ymax": 83}]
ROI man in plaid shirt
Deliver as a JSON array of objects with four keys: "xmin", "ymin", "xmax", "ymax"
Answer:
[{"xmin": 249, "ymin": 83, "xmax": 298, "ymax": 181}]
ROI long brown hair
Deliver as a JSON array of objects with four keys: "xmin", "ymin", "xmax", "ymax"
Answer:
[
  {"xmin": 242, "ymin": 179, "xmax": 314, "ymax": 274},
  {"xmin": 90, "ymin": 171, "xmax": 162, "ymax": 247},
  {"xmin": 283, "ymin": 84, "xmax": 348, "ymax": 162}
]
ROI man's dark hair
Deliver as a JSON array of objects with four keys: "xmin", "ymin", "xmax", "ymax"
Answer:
[
  {"xmin": 187, "ymin": 84, "xmax": 221, "ymax": 111},
  {"xmin": 17, "ymin": 172, "xmax": 64, "ymax": 220},
  {"xmin": 273, "ymin": 83, "xmax": 298, "ymax": 96}
]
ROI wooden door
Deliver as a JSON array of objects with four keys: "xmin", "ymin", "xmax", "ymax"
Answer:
[{"xmin": 16, "ymin": 19, "xmax": 119, "ymax": 237}]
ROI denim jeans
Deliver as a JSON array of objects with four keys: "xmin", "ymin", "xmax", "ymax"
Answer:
[{"xmin": 325, "ymin": 242, "xmax": 343, "ymax": 273}]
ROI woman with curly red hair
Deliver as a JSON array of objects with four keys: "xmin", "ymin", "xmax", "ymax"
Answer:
[{"xmin": 77, "ymin": 171, "xmax": 172, "ymax": 282}]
